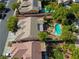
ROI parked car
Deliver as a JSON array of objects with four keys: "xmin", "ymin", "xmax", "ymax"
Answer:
[
  {"xmin": 0, "ymin": 13, "xmax": 6, "ymax": 19},
  {"xmin": 4, "ymin": 8, "xmax": 10, "ymax": 13}
]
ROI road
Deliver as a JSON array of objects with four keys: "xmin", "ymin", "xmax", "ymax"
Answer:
[{"xmin": 0, "ymin": 0, "xmax": 16, "ymax": 55}]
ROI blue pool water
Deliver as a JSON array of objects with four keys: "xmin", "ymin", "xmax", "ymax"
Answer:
[
  {"xmin": 41, "ymin": 8, "xmax": 52, "ymax": 13},
  {"xmin": 54, "ymin": 23, "xmax": 62, "ymax": 36},
  {"xmin": 41, "ymin": 8, "xmax": 49, "ymax": 13}
]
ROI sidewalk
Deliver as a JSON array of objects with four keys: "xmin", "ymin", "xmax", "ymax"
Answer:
[
  {"xmin": 3, "ymin": 32, "xmax": 16, "ymax": 56},
  {"xmin": 3, "ymin": 0, "xmax": 18, "ymax": 55}
]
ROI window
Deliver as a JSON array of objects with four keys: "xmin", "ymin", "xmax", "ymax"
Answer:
[
  {"xmin": 33, "ymin": 0, "xmax": 38, "ymax": 6},
  {"xmin": 42, "ymin": 51, "xmax": 48, "ymax": 59},
  {"xmin": 37, "ymin": 23, "xmax": 43, "ymax": 31}
]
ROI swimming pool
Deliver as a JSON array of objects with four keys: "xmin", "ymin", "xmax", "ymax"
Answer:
[{"xmin": 54, "ymin": 23, "xmax": 62, "ymax": 36}]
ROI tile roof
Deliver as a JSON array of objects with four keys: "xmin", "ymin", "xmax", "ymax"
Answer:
[
  {"xmin": 11, "ymin": 41, "xmax": 42, "ymax": 59},
  {"xmin": 16, "ymin": 17, "xmax": 44, "ymax": 41}
]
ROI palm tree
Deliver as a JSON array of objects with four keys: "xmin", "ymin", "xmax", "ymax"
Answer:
[{"xmin": 11, "ymin": 2, "xmax": 20, "ymax": 14}]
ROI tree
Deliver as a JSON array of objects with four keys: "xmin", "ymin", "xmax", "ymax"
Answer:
[
  {"xmin": 38, "ymin": 32, "xmax": 48, "ymax": 41},
  {"xmin": 60, "ymin": 26, "xmax": 77, "ymax": 43},
  {"xmin": 53, "ymin": 49, "xmax": 64, "ymax": 59},
  {"xmin": 71, "ymin": 48, "xmax": 79, "ymax": 59},
  {"xmin": 69, "ymin": 24, "xmax": 77, "ymax": 32},
  {"xmin": 11, "ymin": 2, "xmax": 20, "ymax": 14},
  {"xmin": 66, "ymin": 13, "xmax": 76, "ymax": 25},
  {"xmin": 0, "ymin": 2, "xmax": 5, "ymax": 11},
  {"xmin": 0, "ymin": 2, "xmax": 5, "ymax": 18},
  {"xmin": 70, "ymin": 3, "xmax": 79, "ymax": 13},
  {"xmin": 7, "ymin": 16, "xmax": 18, "ymax": 32},
  {"xmin": 70, "ymin": 3, "xmax": 79, "ymax": 19},
  {"xmin": 49, "ymin": 2, "xmax": 70, "ymax": 21},
  {"xmin": 49, "ymin": 2, "xmax": 79, "ymax": 24}
]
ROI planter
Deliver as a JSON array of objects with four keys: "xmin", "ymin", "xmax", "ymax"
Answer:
[{"xmin": 8, "ymin": 41, "xmax": 12, "ymax": 47}]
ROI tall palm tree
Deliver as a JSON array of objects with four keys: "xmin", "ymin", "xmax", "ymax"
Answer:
[{"xmin": 11, "ymin": 2, "xmax": 20, "ymax": 14}]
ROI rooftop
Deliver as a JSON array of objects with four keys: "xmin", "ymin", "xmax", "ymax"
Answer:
[
  {"xmin": 19, "ymin": 0, "xmax": 41, "ymax": 13},
  {"xmin": 15, "ymin": 17, "xmax": 44, "ymax": 41},
  {"xmin": 10, "ymin": 41, "xmax": 46, "ymax": 59}
]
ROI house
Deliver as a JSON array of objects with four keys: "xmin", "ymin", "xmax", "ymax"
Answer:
[
  {"xmin": 8, "ymin": 0, "xmax": 47, "ymax": 59},
  {"xmin": 9, "ymin": 17, "xmax": 46, "ymax": 59},
  {"xmin": 58, "ymin": 0, "xmax": 72, "ymax": 4},
  {"xmin": 10, "ymin": 41, "xmax": 46, "ymax": 59},
  {"xmin": 73, "ymin": 0, "xmax": 79, "ymax": 2},
  {"xmin": 58, "ymin": 0, "xmax": 79, "ymax": 4},
  {"xmin": 18, "ymin": 0, "xmax": 42, "ymax": 13},
  {"xmin": 16, "ymin": 17, "xmax": 44, "ymax": 41},
  {"xmin": 8, "ymin": 15, "xmax": 47, "ymax": 59}
]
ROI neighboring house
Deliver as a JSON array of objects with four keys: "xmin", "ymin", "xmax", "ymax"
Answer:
[
  {"xmin": 73, "ymin": 0, "xmax": 79, "ymax": 2},
  {"xmin": 19, "ymin": 0, "xmax": 42, "ymax": 13},
  {"xmin": 16, "ymin": 17, "xmax": 44, "ymax": 41},
  {"xmin": 58, "ymin": 0, "xmax": 71, "ymax": 3},
  {"xmin": 58, "ymin": 0, "xmax": 79, "ymax": 3},
  {"xmin": 10, "ymin": 41, "xmax": 46, "ymax": 59}
]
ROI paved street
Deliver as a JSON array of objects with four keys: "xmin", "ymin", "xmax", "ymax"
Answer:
[{"xmin": 0, "ymin": 0, "xmax": 16, "ymax": 55}]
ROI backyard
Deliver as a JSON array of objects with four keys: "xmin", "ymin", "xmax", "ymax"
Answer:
[{"xmin": 38, "ymin": 1, "xmax": 79, "ymax": 59}]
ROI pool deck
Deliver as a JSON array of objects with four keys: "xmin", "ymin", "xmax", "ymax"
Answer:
[
  {"xmin": 47, "ymin": 23, "xmax": 62, "ymax": 40},
  {"xmin": 48, "ymin": 34, "xmax": 60, "ymax": 40}
]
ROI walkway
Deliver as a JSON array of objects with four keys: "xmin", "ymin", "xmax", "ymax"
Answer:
[{"xmin": 3, "ymin": 32, "xmax": 16, "ymax": 55}]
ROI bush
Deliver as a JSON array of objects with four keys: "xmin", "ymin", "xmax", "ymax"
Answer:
[
  {"xmin": 7, "ymin": 16, "xmax": 18, "ymax": 32},
  {"xmin": 60, "ymin": 26, "xmax": 77, "ymax": 43},
  {"xmin": 38, "ymin": 31, "xmax": 48, "ymax": 41},
  {"xmin": 0, "ymin": 2, "xmax": 5, "ymax": 11},
  {"xmin": 71, "ymin": 48, "xmax": 79, "ymax": 59},
  {"xmin": 53, "ymin": 49, "xmax": 64, "ymax": 59},
  {"xmin": 0, "ymin": 56, "xmax": 7, "ymax": 59}
]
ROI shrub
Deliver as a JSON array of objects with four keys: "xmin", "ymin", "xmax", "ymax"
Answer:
[
  {"xmin": 7, "ymin": 16, "xmax": 18, "ymax": 32},
  {"xmin": 0, "ymin": 2, "xmax": 5, "ymax": 11},
  {"xmin": 38, "ymin": 32, "xmax": 48, "ymax": 41},
  {"xmin": 0, "ymin": 56, "xmax": 7, "ymax": 59}
]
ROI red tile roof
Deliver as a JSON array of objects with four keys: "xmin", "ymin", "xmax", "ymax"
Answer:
[{"xmin": 11, "ymin": 41, "xmax": 42, "ymax": 59}]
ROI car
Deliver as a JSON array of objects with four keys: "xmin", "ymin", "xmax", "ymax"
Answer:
[
  {"xmin": 0, "ymin": 13, "xmax": 2, "ymax": 18},
  {"xmin": 0, "ymin": 13, "xmax": 6, "ymax": 19},
  {"xmin": 4, "ymin": 8, "xmax": 10, "ymax": 13}
]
